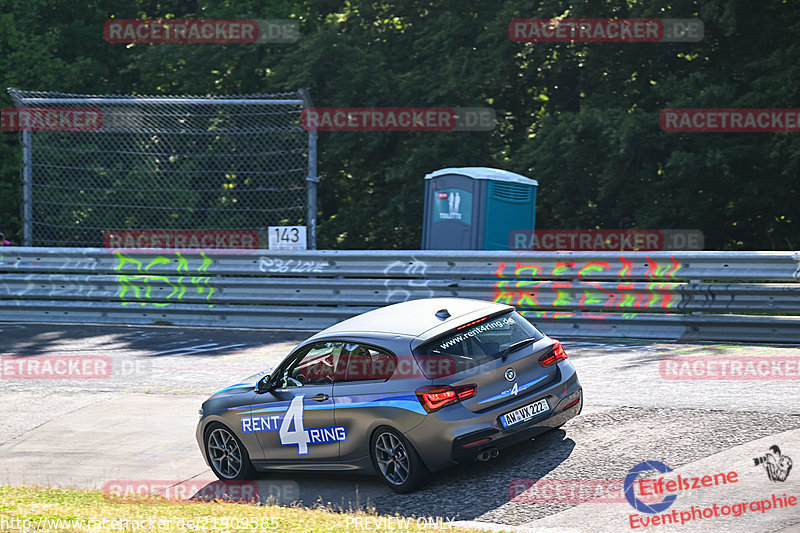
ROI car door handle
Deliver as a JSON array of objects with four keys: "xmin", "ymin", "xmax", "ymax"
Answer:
[{"xmin": 312, "ymin": 393, "xmax": 329, "ymax": 402}]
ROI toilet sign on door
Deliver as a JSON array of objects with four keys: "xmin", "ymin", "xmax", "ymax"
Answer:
[{"xmin": 433, "ymin": 189, "xmax": 472, "ymax": 224}]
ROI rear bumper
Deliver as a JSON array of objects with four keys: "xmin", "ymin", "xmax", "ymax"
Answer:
[
  {"xmin": 404, "ymin": 361, "xmax": 582, "ymax": 471},
  {"xmin": 451, "ymin": 388, "xmax": 582, "ymax": 463}
]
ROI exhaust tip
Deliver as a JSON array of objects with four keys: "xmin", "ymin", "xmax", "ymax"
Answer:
[{"xmin": 476, "ymin": 447, "xmax": 500, "ymax": 462}]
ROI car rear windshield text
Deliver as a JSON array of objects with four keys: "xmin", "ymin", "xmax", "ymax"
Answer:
[{"xmin": 413, "ymin": 311, "xmax": 544, "ymax": 378}]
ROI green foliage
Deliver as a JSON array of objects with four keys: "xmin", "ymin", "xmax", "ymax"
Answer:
[{"xmin": 0, "ymin": 0, "xmax": 797, "ymax": 249}]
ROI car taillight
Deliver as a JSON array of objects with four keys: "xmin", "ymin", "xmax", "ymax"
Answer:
[
  {"xmin": 455, "ymin": 384, "xmax": 477, "ymax": 401},
  {"xmin": 416, "ymin": 384, "xmax": 477, "ymax": 413},
  {"xmin": 539, "ymin": 340, "xmax": 568, "ymax": 368},
  {"xmin": 562, "ymin": 397, "xmax": 581, "ymax": 411}
]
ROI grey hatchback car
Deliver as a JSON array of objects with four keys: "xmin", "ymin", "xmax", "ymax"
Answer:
[{"xmin": 196, "ymin": 297, "xmax": 582, "ymax": 492}]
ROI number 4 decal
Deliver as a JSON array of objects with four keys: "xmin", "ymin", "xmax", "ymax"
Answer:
[{"xmin": 279, "ymin": 395, "xmax": 310, "ymax": 455}]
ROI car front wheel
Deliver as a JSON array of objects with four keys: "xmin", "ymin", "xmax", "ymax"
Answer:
[
  {"xmin": 205, "ymin": 423, "xmax": 256, "ymax": 481},
  {"xmin": 370, "ymin": 427, "xmax": 428, "ymax": 493}
]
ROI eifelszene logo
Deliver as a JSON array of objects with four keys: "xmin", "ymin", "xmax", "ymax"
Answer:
[{"xmin": 624, "ymin": 461, "xmax": 677, "ymax": 514}]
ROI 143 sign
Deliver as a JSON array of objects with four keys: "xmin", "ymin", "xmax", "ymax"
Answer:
[{"xmin": 268, "ymin": 226, "xmax": 307, "ymax": 250}]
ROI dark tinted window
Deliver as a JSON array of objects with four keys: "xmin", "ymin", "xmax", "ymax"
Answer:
[
  {"xmin": 413, "ymin": 311, "xmax": 544, "ymax": 378},
  {"xmin": 274, "ymin": 342, "xmax": 346, "ymax": 387},
  {"xmin": 338, "ymin": 343, "xmax": 397, "ymax": 382}
]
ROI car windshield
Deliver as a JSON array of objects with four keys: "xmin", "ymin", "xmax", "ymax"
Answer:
[{"xmin": 413, "ymin": 311, "xmax": 544, "ymax": 378}]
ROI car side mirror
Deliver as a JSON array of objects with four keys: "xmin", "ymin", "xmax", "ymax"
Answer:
[{"xmin": 255, "ymin": 374, "xmax": 272, "ymax": 393}]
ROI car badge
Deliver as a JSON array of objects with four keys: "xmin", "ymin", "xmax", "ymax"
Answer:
[{"xmin": 504, "ymin": 368, "xmax": 516, "ymax": 382}]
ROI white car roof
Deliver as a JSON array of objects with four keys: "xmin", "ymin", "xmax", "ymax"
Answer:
[{"xmin": 308, "ymin": 298, "xmax": 513, "ymax": 340}]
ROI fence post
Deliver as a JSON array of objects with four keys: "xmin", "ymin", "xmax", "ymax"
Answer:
[
  {"xmin": 21, "ymin": 130, "xmax": 33, "ymax": 246},
  {"xmin": 300, "ymin": 88, "xmax": 318, "ymax": 250}
]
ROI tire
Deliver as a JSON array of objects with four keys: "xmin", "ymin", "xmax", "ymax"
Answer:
[
  {"xmin": 204, "ymin": 422, "xmax": 256, "ymax": 481},
  {"xmin": 370, "ymin": 426, "xmax": 428, "ymax": 493}
]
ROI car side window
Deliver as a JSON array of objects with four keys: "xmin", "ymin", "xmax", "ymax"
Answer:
[
  {"xmin": 274, "ymin": 342, "xmax": 345, "ymax": 388},
  {"xmin": 340, "ymin": 343, "xmax": 397, "ymax": 382}
]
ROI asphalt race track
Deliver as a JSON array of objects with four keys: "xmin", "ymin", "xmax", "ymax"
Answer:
[{"xmin": 1, "ymin": 323, "xmax": 799, "ymax": 532}]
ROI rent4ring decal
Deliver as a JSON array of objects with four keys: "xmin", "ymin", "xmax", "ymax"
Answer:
[
  {"xmin": 240, "ymin": 395, "xmax": 346, "ymax": 455},
  {"xmin": 240, "ymin": 415, "xmax": 281, "ymax": 433}
]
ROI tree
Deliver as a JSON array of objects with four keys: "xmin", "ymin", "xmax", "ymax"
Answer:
[{"xmin": 1, "ymin": 0, "xmax": 797, "ymax": 249}]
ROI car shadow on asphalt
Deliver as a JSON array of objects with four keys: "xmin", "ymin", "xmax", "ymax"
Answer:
[
  {"xmin": 188, "ymin": 427, "xmax": 576, "ymax": 521},
  {"xmin": 369, "ymin": 428, "xmax": 577, "ymax": 521}
]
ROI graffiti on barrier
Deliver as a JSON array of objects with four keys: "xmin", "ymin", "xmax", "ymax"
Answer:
[
  {"xmin": 258, "ymin": 257, "xmax": 328, "ymax": 274},
  {"xmin": 493, "ymin": 256, "xmax": 683, "ymax": 311},
  {"xmin": 115, "ymin": 252, "xmax": 214, "ymax": 307},
  {"xmin": 383, "ymin": 258, "xmax": 435, "ymax": 303}
]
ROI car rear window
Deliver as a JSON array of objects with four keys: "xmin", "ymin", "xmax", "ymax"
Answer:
[{"xmin": 413, "ymin": 311, "xmax": 544, "ymax": 378}]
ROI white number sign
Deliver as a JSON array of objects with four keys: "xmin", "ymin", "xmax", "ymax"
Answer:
[{"xmin": 268, "ymin": 226, "xmax": 307, "ymax": 250}]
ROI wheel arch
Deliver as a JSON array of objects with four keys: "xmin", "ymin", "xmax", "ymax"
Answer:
[{"xmin": 368, "ymin": 423, "xmax": 434, "ymax": 472}]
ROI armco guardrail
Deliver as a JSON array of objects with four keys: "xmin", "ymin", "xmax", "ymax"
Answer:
[{"xmin": 0, "ymin": 247, "xmax": 798, "ymax": 342}]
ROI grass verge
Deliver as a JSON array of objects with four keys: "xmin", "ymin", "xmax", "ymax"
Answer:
[{"xmin": 0, "ymin": 485, "xmax": 495, "ymax": 532}]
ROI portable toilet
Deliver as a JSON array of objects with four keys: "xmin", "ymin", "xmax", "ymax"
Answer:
[{"xmin": 421, "ymin": 167, "xmax": 538, "ymax": 250}]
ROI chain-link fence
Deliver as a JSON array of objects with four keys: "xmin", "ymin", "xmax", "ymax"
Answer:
[{"xmin": 8, "ymin": 88, "xmax": 317, "ymax": 248}]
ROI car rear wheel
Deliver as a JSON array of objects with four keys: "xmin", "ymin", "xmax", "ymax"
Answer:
[
  {"xmin": 370, "ymin": 427, "xmax": 427, "ymax": 493},
  {"xmin": 205, "ymin": 423, "xmax": 256, "ymax": 481}
]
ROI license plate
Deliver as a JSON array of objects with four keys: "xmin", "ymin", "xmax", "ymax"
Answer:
[{"xmin": 501, "ymin": 398, "xmax": 549, "ymax": 428}]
